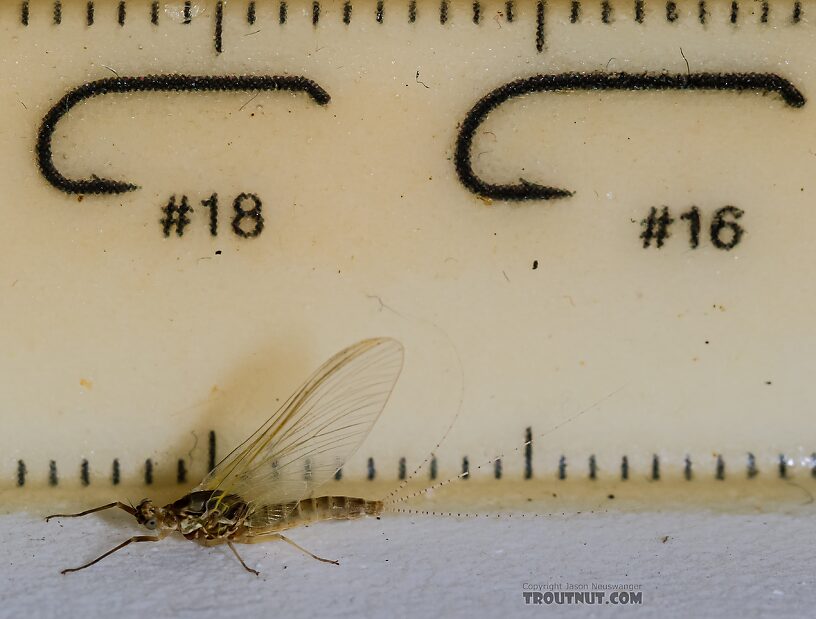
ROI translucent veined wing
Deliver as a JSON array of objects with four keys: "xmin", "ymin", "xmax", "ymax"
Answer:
[{"xmin": 195, "ymin": 338, "xmax": 404, "ymax": 523}]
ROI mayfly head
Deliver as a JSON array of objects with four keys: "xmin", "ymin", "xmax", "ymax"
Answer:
[{"xmin": 133, "ymin": 499, "xmax": 175, "ymax": 531}]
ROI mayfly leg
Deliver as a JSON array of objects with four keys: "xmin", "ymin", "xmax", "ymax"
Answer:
[
  {"xmin": 241, "ymin": 533, "xmax": 340, "ymax": 565},
  {"xmin": 228, "ymin": 541, "xmax": 260, "ymax": 576},
  {"xmin": 61, "ymin": 534, "xmax": 164, "ymax": 574},
  {"xmin": 46, "ymin": 501, "xmax": 136, "ymax": 521},
  {"xmin": 270, "ymin": 534, "xmax": 339, "ymax": 565}
]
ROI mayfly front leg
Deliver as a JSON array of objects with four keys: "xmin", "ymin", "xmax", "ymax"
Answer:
[
  {"xmin": 45, "ymin": 501, "xmax": 136, "ymax": 522},
  {"xmin": 60, "ymin": 533, "xmax": 165, "ymax": 574}
]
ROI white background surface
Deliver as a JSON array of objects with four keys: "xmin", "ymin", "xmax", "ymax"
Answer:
[{"xmin": 4, "ymin": 507, "xmax": 815, "ymax": 619}]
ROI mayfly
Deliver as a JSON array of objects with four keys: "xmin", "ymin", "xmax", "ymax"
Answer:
[{"xmin": 46, "ymin": 337, "xmax": 404, "ymax": 575}]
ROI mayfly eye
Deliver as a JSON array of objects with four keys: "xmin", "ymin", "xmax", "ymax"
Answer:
[{"xmin": 145, "ymin": 518, "xmax": 157, "ymax": 530}]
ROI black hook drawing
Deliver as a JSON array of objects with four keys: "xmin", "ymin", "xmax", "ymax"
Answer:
[
  {"xmin": 454, "ymin": 72, "xmax": 806, "ymax": 201},
  {"xmin": 36, "ymin": 74, "xmax": 331, "ymax": 195}
]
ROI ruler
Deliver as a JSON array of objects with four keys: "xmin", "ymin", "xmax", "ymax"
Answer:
[{"xmin": 2, "ymin": 0, "xmax": 816, "ymax": 504}]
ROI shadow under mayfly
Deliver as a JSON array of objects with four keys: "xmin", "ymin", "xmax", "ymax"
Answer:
[{"xmin": 46, "ymin": 337, "xmax": 404, "ymax": 575}]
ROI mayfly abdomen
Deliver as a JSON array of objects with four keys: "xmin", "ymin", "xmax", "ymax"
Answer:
[{"xmin": 277, "ymin": 496, "xmax": 383, "ymax": 528}]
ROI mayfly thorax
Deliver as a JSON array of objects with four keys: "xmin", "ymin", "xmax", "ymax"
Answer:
[{"xmin": 46, "ymin": 337, "xmax": 403, "ymax": 575}]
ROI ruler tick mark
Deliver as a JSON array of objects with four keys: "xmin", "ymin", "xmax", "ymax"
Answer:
[
  {"xmin": 716, "ymin": 454, "xmax": 725, "ymax": 479},
  {"xmin": 634, "ymin": 0, "xmax": 644, "ymax": 22},
  {"xmin": 730, "ymin": 0, "xmax": 738, "ymax": 24},
  {"xmin": 747, "ymin": 453, "xmax": 758, "ymax": 477},
  {"xmin": 49, "ymin": 460, "xmax": 58, "ymax": 486},
  {"xmin": 601, "ymin": 0, "xmax": 612, "ymax": 23},
  {"xmin": 666, "ymin": 1, "xmax": 678, "ymax": 22},
  {"xmin": 684, "ymin": 455, "xmax": 693, "ymax": 480},
  {"xmin": 558, "ymin": 455, "xmax": 567, "ymax": 479},
  {"xmin": 151, "ymin": 1, "xmax": 159, "ymax": 24},
  {"xmin": 279, "ymin": 1, "xmax": 287, "ymax": 24},
  {"xmin": 588, "ymin": 454, "xmax": 597, "ymax": 480},
  {"xmin": 473, "ymin": 0, "xmax": 480, "ymax": 24},
  {"xmin": 377, "ymin": 0, "xmax": 384, "ymax": 23},
  {"xmin": 312, "ymin": 0, "xmax": 320, "ymax": 26},
  {"xmin": 17, "ymin": 460, "xmax": 26, "ymax": 487},
  {"xmin": 215, "ymin": 1, "xmax": 223, "ymax": 54},
  {"xmin": 651, "ymin": 454, "xmax": 660, "ymax": 480},
  {"xmin": 87, "ymin": 1, "xmax": 94, "ymax": 26},
  {"xmin": 343, "ymin": 0, "xmax": 352, "ymax": 23},
  {"xmin": 506, "ymin": 0, "xmax": 514, "ymax": 22},
  {"xmin": 778, "ymin": 454, "xmax": 788, "ymax": 478},
  {"xmin": 524, "ymin": 427, "xmax": 533, "ymax": 479},
  {"xmin": 761, "ymin": 0, "xmax": 769, "ymax": 22},
  {"xmin": 184, "ymin": 0, "xmax": 192, "ymax": 24},
  {"xmin": 570, "ymin": 0, "xmax": 581, "ymax": 22},
  {"xmin": 144, "ymin": 458, "xmax": 153, "ymax": 485},
  {"xmin": 409, "ymin": 0, "xmax": 417, "ymax": 22},
  {"xmin": 793, "ymin": 0, "xmax": 802, "ymax": 22},
  {"xmin": 54, "ymin": 1, "xmax": 62, "ymax": 25},
  {"xmin": 440, "ymin": 0, "xmax": 449, "ymax": 24},
  {"xmin": 112, "ymin": 458, "xmax": 120, "ymax": 485},
  {"xmin": 621, "ymin": 455, "xmax": 629, "ymax": 480},
  {"xmin": 208, "ymin": 430, "xmax": 217, "ymax": 472},
  {"xmin": 247, "ymin": 1, "xmax": 256, "ymax": 25},
  {"xmin": 367, "ymin": 457, "xmax": 376, "ymax": 480},
  {"xmin": 177, "ymin": 459, "xmax": 186, "ymax": 484},
  {"xmin": 698, "ymin": 0, "xmax": 707, "ymax": 23},
  {"xmin": 118, "ymin": 0, "xmax": 126, "ymax": 26},
  {"xmin": 535, "ymin": 0, "xmax": 545, "ymax": 52},
  {"xmin": 21, "ymin": 1, "xmax": 29, "ymax": 26}
]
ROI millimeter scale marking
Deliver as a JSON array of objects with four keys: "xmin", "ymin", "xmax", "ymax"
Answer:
[
  {"xmin": 2, "ymin": 0, "xmax": 816, "ymax": 504},
  {"xmin": 7, "ymin": 0, "xmax": 812, "ymax": 54}
]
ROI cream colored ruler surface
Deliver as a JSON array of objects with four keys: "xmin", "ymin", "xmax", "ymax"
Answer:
[{"xmin": 2, "ymin": 0, "xmax": 815, "ymax": 503}]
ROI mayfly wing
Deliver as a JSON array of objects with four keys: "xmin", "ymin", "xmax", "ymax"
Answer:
[{"xmin": 195, "ymin": 337, "xmax": 404, "ymax": 523}]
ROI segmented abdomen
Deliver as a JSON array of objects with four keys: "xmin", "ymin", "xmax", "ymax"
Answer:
[{"xmin": 273, "ymin": 496, "xmax": 382, "ymax": 530}]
